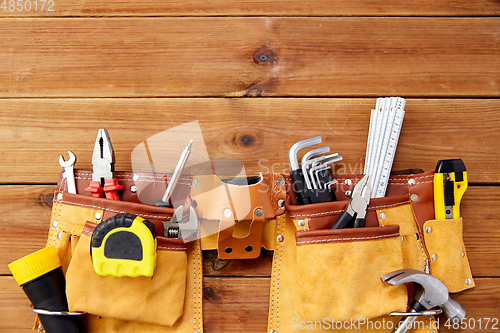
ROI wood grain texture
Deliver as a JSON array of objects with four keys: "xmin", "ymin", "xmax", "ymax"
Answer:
[
  {"xmin": 0, "ymin": 0, "xmax": 499, "ymax": 17},
  {"xmin": 1, "ymin": 185, "xmax": 499, "ymax": 276},
  {"xmin": 0, "ymin": 18, "xmax": 498, "ymax": 97},
  {"xmin": 0, "ymin": 98, "xmax": 499, "ymax": 184},
  {"xmin": 0, "ymin": 186, "xmax": 52, "ymax": 274},
  {"xmin": 1, "ymin": 276, "xmax": 499, "ymax": 333}
]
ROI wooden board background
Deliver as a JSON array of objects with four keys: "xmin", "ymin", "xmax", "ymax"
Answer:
[{"xmin": 0, "ymin": 1, "xmax": 499, "ymax": 332}]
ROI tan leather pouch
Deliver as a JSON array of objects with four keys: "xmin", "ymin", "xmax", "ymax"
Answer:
[
  {"xmin": 295, "ymin": 224, "xmax": 407, "ymax": 322},
  {"xmin": 423, "ymin": 218, "xmax": 475, "ymax": 292},
  {"xmin": 66, "ymin": 221, "xmax": 188, "ymax": 327},
  {"xmin": 45, "ymin": 171, "xmax": 204, "ymax": 333},
  {"xmin": 268, "ymin": 173, "xmax": 445, "ymax": 333}
]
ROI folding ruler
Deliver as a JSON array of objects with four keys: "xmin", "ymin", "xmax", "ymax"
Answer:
[{"xmin": 364, "ymin": 97, "xmax": 406, "ymax": 198}]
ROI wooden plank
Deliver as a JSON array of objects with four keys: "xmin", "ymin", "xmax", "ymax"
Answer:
[
  {"xmin": 1, "ymin": 185, "xmax": 499, "ymax": 276},
  {"xmin": 0, "ymin": 0, "xmax": 499, "ymax": 17},
  {"xmin": 0, "ymin": 18, "xmax": 498, "ymax": 98},
  {"xmin": 2, "ymin": 276, "xmax": 499, "ymax": 332},
  {"xmin": 0, "ymin": 98, "xmax": 499, "ymax": 184},
  {"xmin": 0, "ymin": 276, "xmax": 37, "ymax": 333},
  {"xmin": 0, "ymin": 185, "xmax": 52, "ymax": 274}
]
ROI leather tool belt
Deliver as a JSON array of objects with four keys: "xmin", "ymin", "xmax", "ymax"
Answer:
[{"xmin": 42, "ymin": 168, "xmax": 474, "ymax": 332}]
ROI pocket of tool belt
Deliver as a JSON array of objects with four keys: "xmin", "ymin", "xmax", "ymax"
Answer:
[
  {"xmin": 294, "ymin": 224, "xmax": 407, "ymax": 322},
  {"xmin": 423, "ymin": 217, "xmax": 475, "ymax": 292},
  {"xmin": 65, "ymin": 221, "xmax": 188, "ymax": 327}
]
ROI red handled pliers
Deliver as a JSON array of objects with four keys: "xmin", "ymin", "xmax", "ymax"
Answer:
[{"xmin": 85, "ymin": 129, "xmax": 123, "ymax": 200}]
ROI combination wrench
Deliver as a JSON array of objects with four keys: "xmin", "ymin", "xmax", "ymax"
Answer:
[{"xmin": 59, "ymin": 151, "xmax": 77, "ymax": 194}]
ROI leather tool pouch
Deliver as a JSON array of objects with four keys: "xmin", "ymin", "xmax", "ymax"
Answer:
[
  {"xmin": 190, "ymin": 173, "xmax": 286, "ymax": 258},
  {"xmin": 43, "ymin": 168, "xmax": 474, "ymax": 333},
  {"xmin": 267, "ymin": 170, "xmax": 475, "ymax": 333},
  {"xmin": 45, "ymin": 170, "xmax": 203, "ymax": 333}
]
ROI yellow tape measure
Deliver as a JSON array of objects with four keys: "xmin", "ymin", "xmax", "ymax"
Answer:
[
  {"xmin": 91, "ymin": 214, "xmax": 157, "ymax": 277},
  {"xmin": 434, "ymin": 159, "xmax": 468, "ymax": 220}
]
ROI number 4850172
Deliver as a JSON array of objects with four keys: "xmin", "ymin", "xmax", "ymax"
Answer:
[{"xmin": 1, "ymin": 0, "xmax": 54, "ymax": 11}]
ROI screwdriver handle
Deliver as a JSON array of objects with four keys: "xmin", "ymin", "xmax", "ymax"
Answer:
[
  {"xmin": 85, "ymin": 181, "xmax": 104, "ymax": 198},
  {"xmin": 103, "ymin": 179, "xmax": 124, "ymax": 201}
]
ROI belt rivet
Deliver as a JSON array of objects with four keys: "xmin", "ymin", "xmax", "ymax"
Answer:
[
  {"xmin": 431, "ymin": 254, "xmax": 437, "ymax": 261},
  {"xmin": 194, "ymin": 179, "xmax": 200, "ymax": 187},
  {"xmin": 380, "ymin": 213, "xmax": 386, "ymax": 220},
  {"xmin": 95, "ymin": 212, "xmax": 102, "ymax": 220},
  {"xmin": 52, "ymin": 221, "xmax": 58, "ymax": 228},
  {"xmin": 462, "ymin": 251, "xmax": 465, "ymax": 258},
  {"xmin": 133, "ymin": 174, "xmax": 139, "ymax": 181},
  {"xmin": 277, "ymin": 235, "xmax": 284, "ymax": 243},
  {"xmin": 57, "ymin": 193, "xmax": 63, "ymax": 201},
  {"xmin": 410, "ymin": 194, "xmax": 419, "ymax": 202},
  {"xmin": 466, "ymin": 278, "xmax": 472, "ymax": 285},
  {"xmin": 224, "ymin": 209, "xmax": 232, "ymax": 218},
  {"xmin": 298, "ymin": 219, "xmax": 306, "ymax": 227},
  {"xmin": 57, "ymin": 232, "xmax": 62, "ymax": 239},
  {"xmin": 278, "ymin": 199, "xmax": 285, "ymax": 207},
  {"xmin": 408, "ymin": 178, "xmax": 416, "ymax": 186},
  {"xmin": 426, "ymin": 227, "xmax": 432, "ymax": 234},
  {"xmin": 130, "ymin": 185, "xmax": 138, "ymax": 193},
  {"xmin": 277, "ymin": 177, "xmax": 285, "ymax": 186},
  {"xmin": 344, "ymin": 179, "xmax": 352, "ymax": 186},
  {"xmin": 255, "ymin": 208, "xmax": 264, "ymax": 217}
]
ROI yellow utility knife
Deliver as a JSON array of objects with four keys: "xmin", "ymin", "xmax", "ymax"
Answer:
[{"xmin": 434, "ymin": 159, "xmax": 468, "ymax": 220}]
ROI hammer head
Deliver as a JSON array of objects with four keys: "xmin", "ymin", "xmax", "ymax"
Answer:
[{"xmin": 382, "ymin": 269, "xmax": 466, "ymax": 321}]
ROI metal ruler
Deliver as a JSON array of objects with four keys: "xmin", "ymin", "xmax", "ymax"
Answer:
[{"xmin": 364, "ymin": 97, "xmax": 406, "ymax": 198}]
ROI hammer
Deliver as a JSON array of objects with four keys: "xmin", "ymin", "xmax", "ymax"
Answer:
[{"xmin": 381, "ymin": 269, "xmax": 466, "ymax": 333}]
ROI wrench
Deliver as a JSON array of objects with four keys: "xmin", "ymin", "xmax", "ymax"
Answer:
[
  {"xmin": 288, "ymin": 136, "xmax": 322, "ymax": 171},
  {"xmin": 59, "ymin": 151, "xmax": 77, "ymax": 194}
]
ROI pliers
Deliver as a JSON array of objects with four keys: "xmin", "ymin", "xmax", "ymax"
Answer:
[
  {"xmin": 330, "ymin": 174, "xmax": 371, "ymax": 229},
  {"xmin": 85, "ymin": 129, "xmax": 123, "ymax": 200}
]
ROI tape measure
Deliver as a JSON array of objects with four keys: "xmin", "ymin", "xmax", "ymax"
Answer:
[
  {"xmin": 91, "ymin": 213, "xmax": 157, "ymax": 277},
  {"xmin": 434, "ymin": 159, "xmax": 468, "ymax": 220}
]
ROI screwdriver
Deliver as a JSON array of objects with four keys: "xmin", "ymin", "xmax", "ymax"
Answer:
[{"xmin": 154, "ymin": 140, "xmax": 193, "ymax": 207}]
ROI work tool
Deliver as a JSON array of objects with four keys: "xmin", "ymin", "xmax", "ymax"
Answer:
[
  {"xmin": 154, "ymin": 140, "xmax": 193, "ymax": 207},
  {"xmin": 59, "ymin": 151, "xmax": 77, "ymax": 194},
  {"xmin": 289, "ymin": 136, "xmax": 322, "ymax": 171},
  {"xmin": 330, "ymin": 174, "xmax": 371, "ymax": 229},
  {"xmin": 382, "ymin": 269, "xmax": 466, "ymax": 333},
  {"xmin": 9, "ymin": 246, "xmax": 87, "ymax": 333},
  {"xmin": 300, "ymin": 146, "xmax": 331, "ymax": 188},
  {"xmin": 364, "ymin": 97, "xmax": 406, "ymax": 198},
  {"xmin": 434, "ymin": 159, "xmax": 468, "ymax": 220},
  {"xmin": 289, "ymin": 136, "xmax": 342, "ymax": 205},
  {"xmin": 91, "ymin": 213, "xmax": 157, "ymax": 277},
  {"xmin": 163, "ymin": 205, "xmax": 198, "ymax": 240},
  {"xmin": 85, "ymin": 129, "xmax": 123, "ymax": 200}
]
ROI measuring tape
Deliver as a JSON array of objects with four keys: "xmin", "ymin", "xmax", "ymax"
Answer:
[
  {"xmin": 91, "ymin": 214, "xmax": 157, "ymax": 277},
  {"xmin": 364, "ymin": 97, "xmax": 406, "ymax": 198}
]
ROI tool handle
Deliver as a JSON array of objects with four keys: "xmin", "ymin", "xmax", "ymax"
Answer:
[
  {"xmin": 85, "ymin": 181, "xmax": 104, "ymax": 198},
  {"xmin": 290, "ymin": 169, "xmax": 337, "ymax": 205},
  {"xmin": 103, "ymin": 179, "xmax": 124, "ymax": 201},
  {"xmin": 353, "ymin": 217, "xmax": 366, "ymax": 228},
  {"xmin": 392, "ymin": 315, "xmax": 417, "ymax": 333},
  {"xmin": 330, "ymin": 211, "xmax": 353, "ymax": 229},
  {"xmin": 441, "ymin": 298, "xmax": 466, "ymax": 321}
]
